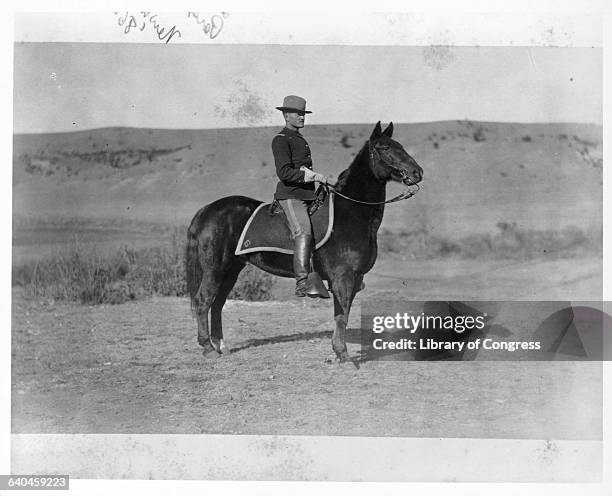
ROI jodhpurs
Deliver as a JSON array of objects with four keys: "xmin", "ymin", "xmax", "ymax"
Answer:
[{"xmin": 279, "ymin": 199, "xmax": 313, "ymax": 239}]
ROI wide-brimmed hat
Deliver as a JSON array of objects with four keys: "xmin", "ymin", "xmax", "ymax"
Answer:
[{"xmin": 275, "ymin": 95, "xmax": 312, "ymax": 114}]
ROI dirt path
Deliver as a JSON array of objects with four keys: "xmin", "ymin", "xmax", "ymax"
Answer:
[{"xmin": 12, "ymin": 257, "xmax": 602, "ymax": 439}]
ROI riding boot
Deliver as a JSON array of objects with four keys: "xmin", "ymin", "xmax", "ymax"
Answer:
[{"xmin": 293, "ymin": 234, "xmax": 315, "ymax": 297}]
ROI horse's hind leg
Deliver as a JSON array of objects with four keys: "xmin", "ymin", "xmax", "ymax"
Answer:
[
  {"xmin": 194, "ymin": 270, "xmax": 224, "ymax": 354},
  {"xmin": 210, "ymin": 261, "xmax": 245, "ymax": 354}
]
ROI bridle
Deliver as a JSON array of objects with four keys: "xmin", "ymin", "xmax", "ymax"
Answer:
[{"xmin": 324, "ymin": 140, "xmax": 420, "ymax": 205}]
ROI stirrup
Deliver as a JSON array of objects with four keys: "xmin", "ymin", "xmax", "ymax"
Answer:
[
  {"xmin": 295, "ymin": 272, "xmax": 330, "ymax": 298},
  {"xmin": 305, "ymin": 272, "xmax": 330, "ymax": 299}
]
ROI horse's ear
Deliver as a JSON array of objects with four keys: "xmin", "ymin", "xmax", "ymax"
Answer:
[
  {"xmin": 382, "ymin": 122, "xmax": 394, "ymax": 138},
  {"xmin": 370, "ymin": 121, "xmax": 382, "ymax": 140}
]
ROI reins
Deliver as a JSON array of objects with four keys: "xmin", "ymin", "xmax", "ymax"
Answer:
[
  {"xmin": 323, "ymin": 142, "xmax": 420, "ymax": 205},
  {"xmin": 325, "ymin": 183, "xmax": 419, "ymax": 205}
]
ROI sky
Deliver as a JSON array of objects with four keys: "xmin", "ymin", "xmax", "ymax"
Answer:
[{"xmin": 13, "ymin": 43, "xmax": 602, "ymax": 133}]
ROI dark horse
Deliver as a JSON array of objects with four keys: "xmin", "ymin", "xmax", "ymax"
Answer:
[{"xmin": 186, "ymin": 121, "xmax": 423, "ymax": 362}]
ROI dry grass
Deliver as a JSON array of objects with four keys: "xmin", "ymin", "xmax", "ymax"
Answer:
[
  {"xmin": 12, "ymin": 227, "xmax": 274, "ymax": 304},
  {"xmin": 12, "ymin": 218, "xmax": 600, "ymax": 305},
  {"xmin": 378, "ymin": 222, "xmax": 602, "ymax": 260}
]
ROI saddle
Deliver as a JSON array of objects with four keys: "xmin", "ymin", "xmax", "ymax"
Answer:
[{"xmin": 235, "ymin": 187, "xmax": 334, "ymax": 256}]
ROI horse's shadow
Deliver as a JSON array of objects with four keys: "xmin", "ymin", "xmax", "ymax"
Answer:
[
  {"xmin": 227, "ymin": 320, "xmax": 512, "ymax": 367},
  {"xmin": 229, "ymin": 330, "xmax": 334, "ymax": 353},
  {"xmin": 229, "ymin": 329, "xmax": 365, "ymax": 368},
  {"xmin": 227, "ymin": 302, "xmax": 512, "ymax": 366}
]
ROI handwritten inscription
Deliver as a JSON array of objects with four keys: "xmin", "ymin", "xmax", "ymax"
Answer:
[
  {"xmin": 186, "ymin": 12, "xmax": 229, "ymax": 40},
  {"xmin": 114, "ymin": 12, "xmax": 229, "ymax": 43},
  {"xmin": 115, "ymin": 12, "xmax": 183, "ymax": 44}
]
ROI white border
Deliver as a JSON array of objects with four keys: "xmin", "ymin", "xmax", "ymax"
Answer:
[
  {"xmin": 12, "ymin": 11, "xmax": 602, "ymax": 47},
  {"xmin": 3, "ymin": 3, "xmax": 611, "ymax": 495},
  {"xmin": 10, "ymin": 434, "xmax": 603, "ymax": 482}
]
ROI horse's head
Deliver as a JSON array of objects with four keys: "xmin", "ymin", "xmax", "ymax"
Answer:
[{"xmin": 368, "ymin": 121, "xmax": 423, "ymax": 186}]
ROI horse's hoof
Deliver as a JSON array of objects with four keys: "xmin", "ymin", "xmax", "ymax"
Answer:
[
  {"xmin": 201, "ymin": 342, "xmax": 220, "ymax": 357},
  {"xmin": 211, "ymin": 338, "xmax": 227, "ymax": 354},
  {"xmin": 336, "ymin": 350, "xmax": 350, "ymax": 363},
  {"xmin": 325, "ymin": 351, "xmax": 349, "ymax": 364}
]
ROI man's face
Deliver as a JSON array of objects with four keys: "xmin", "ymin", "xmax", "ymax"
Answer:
[{"xmin": 284, "ymin": 111, "xmax": 306, "ymax": 129}]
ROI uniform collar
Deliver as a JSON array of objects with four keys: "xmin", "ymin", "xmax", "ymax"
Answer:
[{"xmin": 282, "ymin": 126, "xmax": 302, "ymax": 136}]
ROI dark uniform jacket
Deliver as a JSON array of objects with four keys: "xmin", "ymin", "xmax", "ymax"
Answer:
[{"xmin": 272, "ymin": 127, "xmax": 316, "ymax": 200}]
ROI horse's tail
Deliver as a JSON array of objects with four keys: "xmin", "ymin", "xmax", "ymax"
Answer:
[
  {"xmin": 185, "ymin": 196, "xmax": 260, "ymax": 315},
  {"xmin": 185, "ymin": 209, "xmax": 205, "ymax": 315}
]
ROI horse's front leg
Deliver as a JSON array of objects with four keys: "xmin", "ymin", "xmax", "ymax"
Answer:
[{"xmin": 330, "ymin": 269, "xmax": 361, "ymax": 362}]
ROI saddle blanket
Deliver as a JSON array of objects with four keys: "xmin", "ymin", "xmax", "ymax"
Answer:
[{"xmin": 235, "ymin": 194, "xmax": 334, "ymax": 255}]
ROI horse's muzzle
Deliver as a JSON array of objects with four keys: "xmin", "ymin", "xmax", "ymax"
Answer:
[{"xmin": 400, "ymin": 166, "xmax": 423, "ymax": 185}]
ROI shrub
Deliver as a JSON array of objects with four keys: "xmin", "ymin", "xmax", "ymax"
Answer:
[
  {"xmin": 229, "ymin": 265, "xmax": 275, "ymax": 301},
  {"xmin": 378, "ymin": 223, "xmax": 601, "ymax": 261},
  {"xmin": 13, "ymin": 227, "xmax": 275, "ymax": 304},
  {"xmin": 472, "ymin": 127, "xmax": 486, "ymax": 142},
  {"xmin": 340, "ymin": 134, "xmax": 353, "ymax": 148}
]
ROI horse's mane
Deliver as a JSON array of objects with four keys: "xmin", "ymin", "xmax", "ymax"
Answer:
[{"xmin": 335, "ymin": 141, "xmax": 368, "ymax": 190}]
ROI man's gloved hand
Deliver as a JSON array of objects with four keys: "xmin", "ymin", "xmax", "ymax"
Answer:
[
  {"xmin": 313, "ymin": 173, "xmax": 337, "ymax": 186},
  {"xmin": 311, "ymin": 172, "xmax": 327, "ymax": 183},
  {"xmin": 301, "ymin": 167, "xmax": 337, "ymax": 186}
]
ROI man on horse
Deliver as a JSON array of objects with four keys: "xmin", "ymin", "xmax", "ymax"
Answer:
[{"xmin": 272, "ymin": 95, "xmax": 335, "ymax": 297}]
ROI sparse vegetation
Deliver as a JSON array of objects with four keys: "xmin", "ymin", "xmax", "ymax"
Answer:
[
  {"xmin": 228, "ymin": 265, "xmax": 274, "ymax": 301},
  {"xmin": 16, "ymin": 143, "xmax": 192, "ymax": 177},
  {"xmin": 12, "ymin": 228, "xmax": 275, "ymax": 304},
  {"xmin": 571, "ymin": 135, "xmax": 597, "ymax": 148},
  {"xmin": 472, "ymin": 127, "xmax": 486, "ymax": 142},
  {"xmin": 11, "ymin": 218, "xmax": 601, "ymax": 305},
  {"xmin": 576, "ymin": 146, "xmax": 602, "ymax": 168},
  {"xmin": 340, "ymin": 133, "xmax": 353, "ymax": 148},
  {"xmin": 378, "ymin": 222, "xmax": 601, "ymax": 260}
]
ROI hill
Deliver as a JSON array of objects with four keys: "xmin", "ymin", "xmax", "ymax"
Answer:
[{"xmin": 13, "ymin": 121, "xmax": 602, "ymax": 241}]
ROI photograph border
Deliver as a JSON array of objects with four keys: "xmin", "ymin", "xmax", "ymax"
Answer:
[{"xmin": 3, "ymin": 3, "xmax": 610, "ymax": 494}]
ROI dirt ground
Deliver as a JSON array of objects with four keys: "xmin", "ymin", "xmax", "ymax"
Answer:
[{"xmin": 11, "ymin": 256, "xmax": 602, "ymax": 439}]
